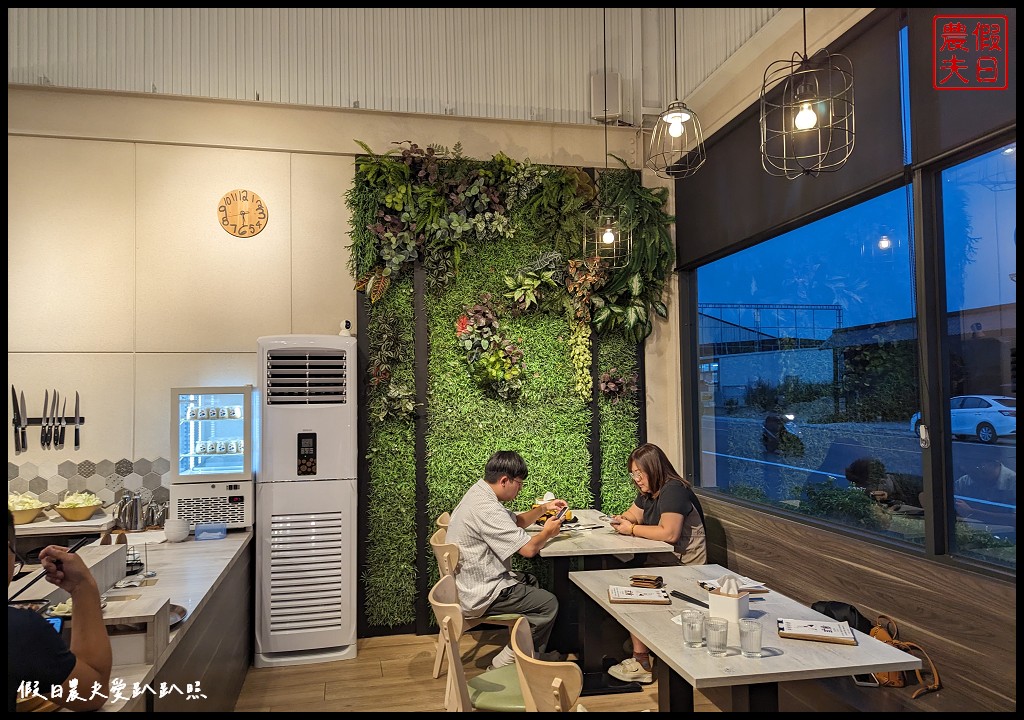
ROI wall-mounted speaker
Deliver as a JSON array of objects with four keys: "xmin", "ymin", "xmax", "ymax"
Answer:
[{"xmin": 590, "ymin": 71, "xmax": 622, "ymax": 122}]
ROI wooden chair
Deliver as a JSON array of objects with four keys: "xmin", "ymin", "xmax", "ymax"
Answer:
[
  {"xmin": 429, "ymin": 574, "xmax": 525, "ymax": 712},
  {"xmin": 436, "ymin": 511, "xmax": 451, "ymax": 529},
  {"xmin": 511, "ymin": 616, "xmax": 584, "ymax": 712},
  {"xmin": 429, "ymin": 527, "xmax": 519, "ymax": 681}
]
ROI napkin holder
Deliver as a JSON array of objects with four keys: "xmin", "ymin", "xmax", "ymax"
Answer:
[{"xmin": 707, "ymin": 588, "xmax": 749, "ymax": 627}]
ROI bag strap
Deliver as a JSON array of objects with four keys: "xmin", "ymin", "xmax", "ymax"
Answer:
[
  {"xmin": 875, "ymin": 614, "xmax": 899, "ymax": 640},
  {"xmin": 905, "ymin": 643, "xmax": 942, "ymax": 696}
]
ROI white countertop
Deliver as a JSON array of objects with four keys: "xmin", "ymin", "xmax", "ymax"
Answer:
[
  {"xmin": 88, "ymin": 531, "xmax": 253, "ymax": 711},
  {"xmin": 14, "ymin": 507, "xmax": 117, "ymax": 536}
]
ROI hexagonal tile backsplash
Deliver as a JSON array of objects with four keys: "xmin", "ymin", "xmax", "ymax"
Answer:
[{"xmin": 7, "ymin": 458, "xmax": 172, "ymax": 504}]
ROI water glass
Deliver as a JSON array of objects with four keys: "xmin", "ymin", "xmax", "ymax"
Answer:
[
  {"xmin": 705, "ymin": 617, "xmax": 729, "ymax": 657},
  {"xmin": 680, "ymin": 610, "xmax": 705, "ymax": 648},
  {"xmin": 738, "ymin": 617, "xmax": 763, "ymax": 658}
]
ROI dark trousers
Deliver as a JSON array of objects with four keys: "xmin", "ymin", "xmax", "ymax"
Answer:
[{"xmin": 484, "ymin": 572, "xmax": 558, "ymax": 652}]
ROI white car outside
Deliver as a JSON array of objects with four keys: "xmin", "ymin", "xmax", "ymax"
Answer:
[{"xmin": 910, "ymin": 395, "xmax": 1016, "ymax": 444}]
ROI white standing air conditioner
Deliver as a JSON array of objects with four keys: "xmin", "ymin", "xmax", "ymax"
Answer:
[{"xmin": 254, "ymin": 334, "xmax": 359, "ymax": 667}]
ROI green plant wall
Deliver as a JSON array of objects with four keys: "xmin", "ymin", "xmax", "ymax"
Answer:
[{"xmin": 347, "ymin": 142, "xmax": 673, "ymax": 630}]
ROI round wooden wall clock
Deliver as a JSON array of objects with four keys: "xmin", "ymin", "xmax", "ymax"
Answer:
[{"xmin": 217, "ymin": 189, "xmax": 268, "ymax": 237}]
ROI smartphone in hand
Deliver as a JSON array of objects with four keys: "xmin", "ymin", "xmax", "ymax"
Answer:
[{"xmin": 552, "ymin": 506, "xmax": 569, "ymax": 521}]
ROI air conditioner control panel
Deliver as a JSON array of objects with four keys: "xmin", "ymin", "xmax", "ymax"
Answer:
[{"xmin": 297, "ymin": 431, "xmax": 317, "ymax": 475}]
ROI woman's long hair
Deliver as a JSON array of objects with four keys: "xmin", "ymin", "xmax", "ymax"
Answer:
[{"xmin": 628, "ymin": 443, "xmax": 690, "ymax": 496}]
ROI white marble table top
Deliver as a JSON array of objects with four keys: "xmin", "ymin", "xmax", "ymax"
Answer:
[
  {"xmin": 569, "ymin": 563, "xmax": 922, "ymax": 689},
  {"xmin": 534, "ymin": 508, "xmax": 674, "ymax": 558}
]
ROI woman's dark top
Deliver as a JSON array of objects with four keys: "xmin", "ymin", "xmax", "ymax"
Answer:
[{"xmin": 636, "ymin": 478, "xmax": 703, "ymax": 526}]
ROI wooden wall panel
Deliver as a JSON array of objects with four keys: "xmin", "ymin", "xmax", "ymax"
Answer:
[{"xmin": 701, "ymin": 494, "xmax": 1016, "ymax": 712}]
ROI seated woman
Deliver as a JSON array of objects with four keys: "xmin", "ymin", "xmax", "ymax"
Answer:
[{"xmin": 606, "ymin": 443, "xmax": 706, "ymax": 684}]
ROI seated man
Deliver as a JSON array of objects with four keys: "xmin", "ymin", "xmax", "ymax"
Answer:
[
  {"xmin": 7, "ymin": 510, "xmax": 113, "ymax": 711},
  {"xmin": 445, "ymin": 450, "xmax": 566, "ymax": 670}
]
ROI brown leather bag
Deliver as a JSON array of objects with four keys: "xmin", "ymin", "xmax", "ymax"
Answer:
[{"xmin": 869, "ymin": 615, "xmax": 942, "ymax": 698}]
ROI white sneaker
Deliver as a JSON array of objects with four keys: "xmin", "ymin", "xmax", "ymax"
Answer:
[
  {"xmin": 607, "ymin": 657, "xmax": 653, "ymax": 684},
  {"xmin": 487, "ymin": 644, "xmax": 515, "ymax": 671}
]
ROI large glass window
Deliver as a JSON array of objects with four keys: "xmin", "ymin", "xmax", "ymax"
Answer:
[
  {"xmin": 696, "ymin": 188, "xmax": 928, "ymax": 544},
  {"xmin": 942, "ymin": 143, "xmax": 1016, "ymax": 569}
]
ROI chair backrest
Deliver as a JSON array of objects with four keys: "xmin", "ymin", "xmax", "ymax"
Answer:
[
  {"xmin": 436, "ymin": 511, "xmax": 451, "ymax": 529},
  {"xmin": 428, "ymin": 573, "xmax": 467, "ymax": 641},
  {"xmin": 439, "ymin": 614, "xmax": 472, "ymax": 711},
  {"xmin": 511, "ymin": 617, "xmax": 583, "ymax": 712},
  {"xmin": 429, "ymin": 526, "xmax": 460, "ymax": 577}
]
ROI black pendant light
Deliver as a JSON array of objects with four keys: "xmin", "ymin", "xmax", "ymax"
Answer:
[
  {"xmin": 586, "ymin": 8, "xmax": 632, "ymax": 269},
  {"xmin": 760, "ymin": 8, "xmax": 855, "ymax": 179}
]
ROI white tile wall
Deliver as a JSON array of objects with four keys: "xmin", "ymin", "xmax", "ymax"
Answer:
[
  {"xmin": 290, "ymin": 154, "xmax": 358, "ymax": 335},
  {"xmin": 7, "ymin": 136, "xmax": 136, "ymax": 353},
  {"xmin": 134, "ymin": 143, "xmax": 293, "ymax": 352}
]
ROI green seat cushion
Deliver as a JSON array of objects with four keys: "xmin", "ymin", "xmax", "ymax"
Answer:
[{"xmin": 468, "ymin": 663, "xmax": 525, "ymax": 712}]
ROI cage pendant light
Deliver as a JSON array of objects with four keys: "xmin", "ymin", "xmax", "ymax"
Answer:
[
  {"xmin": 759, "ymin": 8, "xmax": 855, "ymax": 179},
  {"xmin": 586, "ymin": 8, "xmax": 632, "ymax": 269},
  {"xmin": 647, "ymin": 8, "xmax": 706, "ymax": 179}
]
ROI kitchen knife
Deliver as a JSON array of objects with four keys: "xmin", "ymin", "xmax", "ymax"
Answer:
[
  {"xmin": 58, "ymin": 396, "xmax": 67, "ymax": 450},
  {"xmin": 19, "ymin": 391, "xmax": 28, "ymax": 449},
  {"xmin": 74, "ymin": 391, "xmax": 81, "ymax": 450},
  {"xmin": 11, "ymin": 384, "xmax": 22, "ymax": 453},
  {"xmin": 50, "ymin": 390, "xmax": 59, "ymax": 450},
  {"xmin": 41, "ymin": 389, "xmax": 49, "ymax": 449}
]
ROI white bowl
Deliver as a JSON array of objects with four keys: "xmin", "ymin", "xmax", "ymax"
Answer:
[{"xmin": 164, "ymin": 525, "xmax": 190, "ymax": 543}]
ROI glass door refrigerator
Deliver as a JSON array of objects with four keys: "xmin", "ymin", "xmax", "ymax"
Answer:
[{"xmin": 169, "ymin": 385, "xmax": 255, "ymax": 530}]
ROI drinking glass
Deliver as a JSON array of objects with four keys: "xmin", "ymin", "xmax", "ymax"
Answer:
[
  {"xmin": 705, "ymin": 617, "xmax": 729, "ymax": 657},
  {"xmin": 681, "ymin": 610, "xmax": 706, "ymax": 648},
  {"xmin": 739, "ymin": 617, "xmax": 763, "ymax": 658}
]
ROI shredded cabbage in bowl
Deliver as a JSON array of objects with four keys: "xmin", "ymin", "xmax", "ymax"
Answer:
[
  {"xmin": 8, "ymin": 492, "xmax": 47, "ymax": 510},
  {"xmin": 56, "ymin": 491, "xmax": 101, "ymax": 509}
]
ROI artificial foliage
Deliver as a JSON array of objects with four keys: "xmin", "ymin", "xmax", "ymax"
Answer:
[
  {"xmin": 347, "ymin": 140, "xmax": 673, "ymax": 629},
  {"xmin": 598, "ymin": 332, "xmax": 642, "ymax": 515},
  {"xmin": 361, "ymin": 278, "xmax": 418, "ymax": 627}
]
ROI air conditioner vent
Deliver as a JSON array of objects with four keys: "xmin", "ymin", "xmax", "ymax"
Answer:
[{"xmin": 266, "ymin": 349, "xmax": 348, "ymax": 404}]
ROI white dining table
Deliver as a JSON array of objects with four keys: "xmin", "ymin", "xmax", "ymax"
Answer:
[
  {"xmin": 532, "ymin": 508, "xmax": 674, "ymax": 696},
  {"xmin": 569, "ymin": 563, "xmax": 923, "ymax": 712}
]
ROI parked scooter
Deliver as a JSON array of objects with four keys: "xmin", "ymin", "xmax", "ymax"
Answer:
[{"xmin": 762, "ymin": 412, "xmax": 805, "ymax": 457}]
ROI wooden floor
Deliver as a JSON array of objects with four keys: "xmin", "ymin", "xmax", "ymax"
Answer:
[{"xmin": 234, "ymin": 628, "xmax": 672, "ymax": 712}]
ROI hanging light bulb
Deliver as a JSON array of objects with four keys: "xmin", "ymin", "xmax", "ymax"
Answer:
[
  {"xmin": 584, "ymin": 9, "xmax": 632, "ymax": 269},
  {"xmin": 646, "ymin": 8, "xmax": 705, "ymax": 179},
  {"xmin": 759, "ymin": 8, "xmax": 855, "ymax": 178},
  {"xmin": 794, "ymin": 101, "xmax": 817, "ymax": 130},
  {"xmin": 662, "ymin": 106, "xmax": 691, "ymax": 138}
]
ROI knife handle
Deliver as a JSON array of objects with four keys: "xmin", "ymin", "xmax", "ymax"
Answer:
[
  {"xmin": 59, "ymin": 425, "xmax": 66, "ymax": 449},
  {"xmin": 14, "ymin": 423, "xmax": 22, "ymax": 453},
  {"xmin": 21, "ymin": 426, "xmax": 27, "ymax": 449},
  {"xmin": 74, "ymin": 426, "xmax": 80, "ymax": 450}
]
